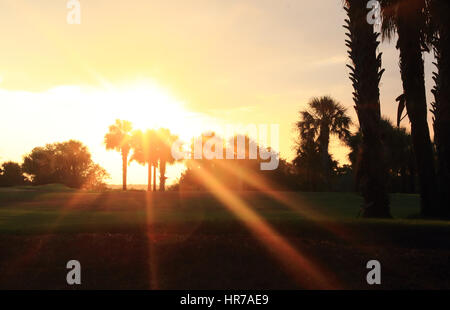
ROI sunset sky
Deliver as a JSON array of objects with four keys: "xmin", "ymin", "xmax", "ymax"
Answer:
[{"xmin": 0, "ymin": 0, "xmax": 437, "ymax": 185}]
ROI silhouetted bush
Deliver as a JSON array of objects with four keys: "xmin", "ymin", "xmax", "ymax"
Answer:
[
  {"xmin": 22, "ymin": 140, "xmax": 109, "ymax": 189},
  {"xmin": 0, "ymin": 161, "xmax": 28, "ymax": 187}
]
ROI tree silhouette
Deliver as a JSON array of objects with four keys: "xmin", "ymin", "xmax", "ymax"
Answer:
[
  {"xmin": 295, "ymin": 96, "xmax": 350, "ymax": 189},
  {"xmin": 0, "ymin": 162, "xmax": 27, "ymax": 187},
  {"xmin": 104, "ymin": 119, "xmax": 133, "ymax": 191},
  {"xmin": 347, "ymin": 118, "xmax": 416, "ymax": 193},
  {"xmin": 178, "ymin": 133, "xmax": 295, "ymax": 191},
  {"xmin": 22, "ymin": 140, "xmax": 108, "ymax": 189},
  {"xmin": 155, "ymin": 128, "xmax": 179, "ymax": 192},
  {"xmin": 380, "ymin": 0, "xmax": 438, "ymax": 216},
  {"xmin": 293, "ymin": 126, "xmax": 322, "ymax": 191},
  {"xmin": 344, "ymin": 0, "xmax": 391, "ymax": 218},
  {"xmin": 130, "ymin": 129, "xmax": 158, "ymax": 191}
]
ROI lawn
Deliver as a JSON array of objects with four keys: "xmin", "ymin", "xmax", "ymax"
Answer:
[{"xmin": 0, "ymin": 186, "xmax": 449, "ymax": 289}]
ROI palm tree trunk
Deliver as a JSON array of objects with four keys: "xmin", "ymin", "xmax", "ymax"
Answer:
[
  {"xmin": 147, "ymin": 163, "xmax": 152, "ymax": 192},
  {"xmin": 318, "ymin": 125, "xmax": 331, "ymax": 189},
  {"xmin": 396, "ymin": 16, "xmax": 438, "ymax": 216},
  {"xmin": 159, "ymin": 160, "xmax": 166, "ymax": 192},
  {"xmin": 345, "ymin": 0, "xmax": 391, "ymax": 218},
  {"xmin": 152, "ymin": 165, "xmax": 157, "ymax": 192},
  {"xmin": 122, "ymin": 151, "xmax": 128, "ymax": 191}
]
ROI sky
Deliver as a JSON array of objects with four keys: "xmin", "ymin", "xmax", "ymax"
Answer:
[{"xmin": 0, "ymin": 0, "xmax": 437, "ymax": 185}]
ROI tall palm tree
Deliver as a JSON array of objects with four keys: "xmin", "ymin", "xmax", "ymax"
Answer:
[
  {"xmin": 296, "ymin": 96, "xmax": 351, "ymax": 188},
  {"xmin": 155, "ymin": 128, "xmax": 179, "ymax": 191},
  {"xmin": 380, "ymin": 0, "xmax": 438, "ymax": 216},
  {"xmin": 429, "ymin": 0, "xmax": 450, "ymax": 215},
  {"xmin": 104, "ymin": 119, "xmax": 133, "ymax": 191},
  {"xmin": 343, "ymin": 0, "xmax": 391, "ymax": 218},
  {"xmin": 130, "ymin": 129, "xmax": 158, "ymax": 191}
]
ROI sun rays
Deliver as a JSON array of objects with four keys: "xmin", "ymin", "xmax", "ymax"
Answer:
[{"xmin": 186, "ymin": 161, "xmax": 340, "ymax": 289}]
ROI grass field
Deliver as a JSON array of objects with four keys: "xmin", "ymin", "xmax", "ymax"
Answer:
[{"xmin": 0, "ymin": 185, "xmax": 449, "ymax": 289}]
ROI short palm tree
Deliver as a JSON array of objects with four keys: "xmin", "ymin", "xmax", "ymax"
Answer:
[
  {"xmin": 380, "ymin": 0, "xmax": 438, "ymax": 216},
  {"xmin": 343, "ymin": 0, "xmax": 391, "ymax": 218},
  {"xmin": 104, "ymin": 119, "xmax": 133, "ymax": 191},
  {"xmin": 155, "ymin": 128, "xmax": 179, "ymax": 191},
  {"xmin": 130, "ymin": 129, "xmax": 158, "ymax": 192},
  {"xmin": 296, "ymin": 96, "xmax": 351, "ymax": 188}
]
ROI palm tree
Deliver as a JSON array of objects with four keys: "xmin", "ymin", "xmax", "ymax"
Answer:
[
  {"xmin": 343, "ymin": 0, "xmax": 391, "ymax": 218},
  {"xmin": 130, "ymin": 129, "xmax": 158, "ymax": 192},
  {"xmin": 104, "ymin": 119, "xmax": 133, "ymax": 191},
  {"xmin": 155, "ymin": 128, "xmax": 179, "ymax": 191},
  {"xmin": 296, "ymin": 96, "xmax": 351, "ymax": 188},
  {"xmin": 380, "ymin": 0, "xmax": 438, "ymax": 216},
  {"xmin": 429, "ymin": 0, "xmax": 450, "ymax": 215}
]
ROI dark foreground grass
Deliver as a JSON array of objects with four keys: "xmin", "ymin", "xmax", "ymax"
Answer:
[{"xmin": 0, "ymin": 188, "xmax": 449, "ymax": 289}]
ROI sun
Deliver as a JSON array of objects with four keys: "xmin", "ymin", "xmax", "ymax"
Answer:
[
  {"xmin": 104, "ymin": 80, "xmax": 209, "ymax": 142},
  {"xmin": 35, "ymin": 79, "xmax": 227, "ymax": 186}
]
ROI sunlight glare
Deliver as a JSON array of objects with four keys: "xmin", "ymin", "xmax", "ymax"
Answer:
[{"xmin": 108, "ymin": 81, "xmax": 194, "ymax": 138}]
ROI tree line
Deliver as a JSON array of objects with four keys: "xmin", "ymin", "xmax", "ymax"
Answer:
[
  {"xmin": 0, "ymin": 111, "xmax": 418, "ymax": 199},
  {"xmin": 175, "ymin": 133, "xmax": 297, "ymax": 191},
  {"xmin": 104, "ymin": 120, "xmax": 291, "ymax": 192}
]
